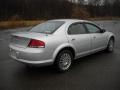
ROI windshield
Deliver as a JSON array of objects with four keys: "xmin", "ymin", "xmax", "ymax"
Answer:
[{"xmin": 30, "ymin": 21, "xmax": 65, "ymax": 34}]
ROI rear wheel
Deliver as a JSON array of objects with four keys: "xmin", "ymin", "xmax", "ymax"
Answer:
[
  {"xmin": 106, "ymin": 38, "xmax": 114, "ymax": 52},
  {"xmin": 55, "ymin": 50, "xmax": 73, "ymax": 72}
]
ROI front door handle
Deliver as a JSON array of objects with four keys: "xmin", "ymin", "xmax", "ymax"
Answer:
[{"xmin": 71, "ymin": 38, "xmax": 76, "ymax": 41}]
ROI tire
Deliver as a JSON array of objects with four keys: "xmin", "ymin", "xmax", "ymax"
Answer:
[
  {"xmin": 55, "ymin": 50, "xmax": 73, "ymax": 72},
  {"xmin": 106, "ymin": 38, "xmax": 114, "ymax": 52}
]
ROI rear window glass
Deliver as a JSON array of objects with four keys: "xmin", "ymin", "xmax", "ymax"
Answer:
[{"xmin": 30, "ymin": 21, "xmax": 65, "ymax": 34}]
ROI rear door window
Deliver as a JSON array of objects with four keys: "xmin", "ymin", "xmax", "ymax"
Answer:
[{"xmin": 68, "ymin": 23, "xmax": 87, "ymax": 35}]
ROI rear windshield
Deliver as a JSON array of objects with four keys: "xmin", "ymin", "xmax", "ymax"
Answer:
[{"xmin": 30, "ymin": 21, "xmax": 65, "ymax": 34}]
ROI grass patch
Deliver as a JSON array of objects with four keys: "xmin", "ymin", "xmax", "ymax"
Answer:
[
  {"xmin": 0, "ymin": 20, "xmax": 45, "ymax": 30},
  {"xmin": 88, "ymin": 17, "xmax": 120, "ymax": 21},
  {"xmin": 0, "ymin": 17, "xmax": 120, "ymax": 30}
]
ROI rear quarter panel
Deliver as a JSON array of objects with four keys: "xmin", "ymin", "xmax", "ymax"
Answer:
[{"xmin": 46, "ymin": 22, "xmax": 76, "ymax": 61}]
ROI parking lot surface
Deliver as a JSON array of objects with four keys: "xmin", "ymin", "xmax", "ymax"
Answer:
[{"xmin": 0, "ymin": 20, "xmax": 120, "ymax": 90}]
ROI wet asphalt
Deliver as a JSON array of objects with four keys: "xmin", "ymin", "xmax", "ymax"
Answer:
[{"xmin": 0, "ymin": 20, "xmax": 120, "ymax": 90}]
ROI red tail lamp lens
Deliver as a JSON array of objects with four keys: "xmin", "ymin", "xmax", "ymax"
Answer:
[{"xmin": 28, "ymin": 39, "xmax": 45, "ymax": 48}]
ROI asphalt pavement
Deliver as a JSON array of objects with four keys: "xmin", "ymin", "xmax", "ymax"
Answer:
[{"xmin": 0, "ymin": 20, "xmax": 120, "ymax": 90}]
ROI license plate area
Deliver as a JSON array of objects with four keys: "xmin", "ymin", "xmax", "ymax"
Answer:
[{"xmin": 10, "ymin": 49, "xmax": 17, "ymax": 58}]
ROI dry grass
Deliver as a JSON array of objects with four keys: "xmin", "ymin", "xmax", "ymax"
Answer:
[
  {"xmin": 0, "ymin": 20, "xmax": 45, "ymax": 30},
  {"xmin": 88, "ymin": 17, "xmax": 120, "ymax": 21},
  {"xmin": 0, "ymin": 17, "xmax": 120, "ymax": 30}
]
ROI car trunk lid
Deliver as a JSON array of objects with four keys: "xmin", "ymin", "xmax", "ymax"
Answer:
[{"xmin": 10, "ymin": 31, "xmax": 47, "ymax": 48}]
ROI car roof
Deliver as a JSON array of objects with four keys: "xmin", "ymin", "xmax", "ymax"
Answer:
[{"xmin": 50, "ymin": 19, "xmax": 92, "ymax": 23}]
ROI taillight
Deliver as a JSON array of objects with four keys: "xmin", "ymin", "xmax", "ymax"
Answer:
[{"xmin": 28, "ymin": 39, "xmax": 45, "ymax": 48}]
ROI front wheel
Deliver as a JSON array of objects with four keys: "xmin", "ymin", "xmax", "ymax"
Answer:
[
  {"xmin": 55, "ymin": 50, "xmax": 73, "ymax": 72},
  {"xmin": 106, "ymin": 38, "xmax": 114, "ymax": 52}
]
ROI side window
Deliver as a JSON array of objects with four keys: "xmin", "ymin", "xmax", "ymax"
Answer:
[
  {"xmin": 85, "ymin": 23, "xmax": 101, "ymax": 33},
  {"xmin": 68, "ymin": 23, "xmax": 87, "ymax": 35}
]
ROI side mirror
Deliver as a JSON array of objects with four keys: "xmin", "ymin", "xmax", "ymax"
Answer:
[{"xmin": 100, "ymin": 29, "xmax": 106, "ymax": 33}]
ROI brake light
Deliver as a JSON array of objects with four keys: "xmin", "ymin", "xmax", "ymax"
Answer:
[{"xmin": 28, "ymin": 39, "xmax": 45, "ymax": 48}]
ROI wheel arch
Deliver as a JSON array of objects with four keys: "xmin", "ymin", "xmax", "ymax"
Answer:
[
  {"xmin": 110, "ymin": 36, "xmax": 115, "ymax": 42},
  {"xmin": 107, "ymin": 32, "xmax": 115, "ymax": 45},
  {"xmin": 52, "ymin": 44, "xmax": 76, "ymax": 62},
  {"xmin": 108, "ymin": 35, "xmax": 115, "ymax": 44}
]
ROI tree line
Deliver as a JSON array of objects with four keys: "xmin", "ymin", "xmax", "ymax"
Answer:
[{"xmin": 0, "ymin": 0, "xmax": 120, "ymax": 20}]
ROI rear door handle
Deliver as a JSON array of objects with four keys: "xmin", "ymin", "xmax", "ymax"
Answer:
[
  {"xmin": 93, "ymin": 36, "xmax": 96, "ymax": 39},
  {"xmin": 71, "ymin": 38, "xmax": 76, "ymax": 41}
]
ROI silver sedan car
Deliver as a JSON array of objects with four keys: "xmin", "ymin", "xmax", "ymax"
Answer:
[{"xmin": 9, "ymin": 19, "xmax": 115, "ymax": 71}]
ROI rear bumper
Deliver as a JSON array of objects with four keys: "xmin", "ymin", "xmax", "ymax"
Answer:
[
  {"xmin": 9, "ymin": 44, "xmax": 54, "ymax": 66},
  {"xmin": 10, "ymin": 55, "xmax": 53, "ymax": 66}
]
